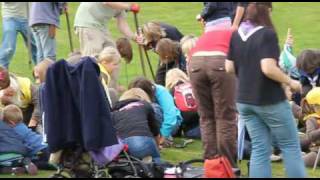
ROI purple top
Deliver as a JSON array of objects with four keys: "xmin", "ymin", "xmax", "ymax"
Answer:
[
  {"xmin": 29, "ymin": 2, "xmax": 66, "ymax": 28},
  {"xmin": 239, "ymin": 20, "xmax": 257, "ymax": 35}
]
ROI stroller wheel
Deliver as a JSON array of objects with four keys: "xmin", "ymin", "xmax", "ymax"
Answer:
[{"xmin": 94, "ymin": 170, "xmax": 107, "ymax": 178}]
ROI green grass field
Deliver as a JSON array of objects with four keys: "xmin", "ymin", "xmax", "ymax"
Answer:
[{"xmin": 1, "ymin": 2, "xmax": 320, "ymax": 178}]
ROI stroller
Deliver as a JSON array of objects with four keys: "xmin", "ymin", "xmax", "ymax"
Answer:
[
  {"xmin": 107, "ymin": 144, "xmax": 166, "ymax": 178},
  {"xmin": 48, "ymin": 143, "xmax": 165, "ymax": 178},
  {"xmin": 49, "ymin": 146, "xmax": 110, "ymax": 178}
]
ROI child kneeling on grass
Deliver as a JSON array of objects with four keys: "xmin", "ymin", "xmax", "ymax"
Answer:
[
  {"xmin": 300, "ymin": 87, "xmax": 320, "ymax": 167},
  {"xmin": 2, "ymin": 104, "xmax": 52, "ymax": 170}
]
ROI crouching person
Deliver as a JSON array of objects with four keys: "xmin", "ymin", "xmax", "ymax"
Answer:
[
  {"xmin": 2, "ymin": 104, "xmax": 51, "ymax": 170},
  {"xmin": 301, "ymin": 88, "xmax": 320, "ymax": 167},
  {"xmin": 165, "ymin": 68, "xmax": 201, "ymax": 139},
  {"xmin": 111, "ymin": 88, "xmax": 162, "ymax": 163},
  {"xmin": 0, "ymin": 66, "xmax": 41, "ymax": 131},
  {"xmin": 128, "ymin": 77, "xmax": 183, "ymax": 148}
]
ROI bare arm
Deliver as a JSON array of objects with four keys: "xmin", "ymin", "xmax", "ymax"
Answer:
[
  {"xmin": 232, "ymin": 6, "xmax": 245, "ymax": 30},
  {"xmin": 225, "ymin": 59, "xmax": 236, "ymax": 74},
  {"xmin": 261, "ymin": 58, "xmax": 301, "ymax": 92},
  {"xmin": 306, "ymin": 118, "xmax": 320, "ymax": 143},
  {"xmin": 116, "ymin": 15, "xmax": 136, "ymax": 41},
  {"xmin": 29, "ymin": 84, "xmax": 41, "ymax": 127}
]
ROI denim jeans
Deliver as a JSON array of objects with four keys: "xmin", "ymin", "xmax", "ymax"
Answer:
[
  {"xmin": 31, "ymin": 24, "xmax": 56, "ymax": 63},
  {"xmin": 0, "ymin": 17, "xmax": 37, "ymax": 68},
  {"xmin": 237, "ymin": 101, "xmax": 307, "ymax": 178},
  {"xmin": 184, "ymin": 126, "xmax": 201, "ymax": 139},
  {"xmin": 123, "ymin": 136, "xmax": 161, "ymax": 164}
]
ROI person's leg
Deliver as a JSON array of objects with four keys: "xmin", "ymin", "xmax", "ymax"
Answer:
[
  {"xmin": 189, "ymin": 57, "xmax": 216, "ymax": 159},
  {"xmin": 36, "ymin": 25, "xmax": 56, "ymax": 62},
  {"xmin": 123, "ymin": 136, "xmax": 161, "ymax": 163},
  {"xmin": 19, "ymin": 18, "xmax": 38, "ymax": 65},
  {"xmin": 303, "ymin": 151, "xmax": 318, "ymax": 168},
  {"xmin": 237, "ymin": 103, "xmax": 272, "ymax": 178},
  {"xmin": 76, "ymin": 27, "xmax": 113, "ymax": 57},
  {"xmin": 260, "ymin": 101, "xmax": 307, "ymax": 178},
  {"xmin": 31, "ymin": 26, "xmax": 44, "ymax": 63},
  {"xmin": 184, "ymin": 126, "xmax": 201, "ymax": 139},
  {"xmin": 210, "ymin": 68, "xmax": 237, "ymax": 168},
  {"xmin": 0, "ymin": 17, "xmax": 18, "ymax": 69}
]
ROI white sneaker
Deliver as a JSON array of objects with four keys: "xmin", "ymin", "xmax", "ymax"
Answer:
[{"xmin": 270, "ymin": 154, "xmax": 282, "ymax": 162}]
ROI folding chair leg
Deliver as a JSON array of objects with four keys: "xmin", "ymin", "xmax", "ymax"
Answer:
[{"xmin": 313, "ymin": 148, "xmax": 320, "ymax": 171}]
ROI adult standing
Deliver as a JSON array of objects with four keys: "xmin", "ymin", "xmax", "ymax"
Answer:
[
  {"xmin": 197, "ymin": 2, "xmax": 248, "ymax": 32},
  {"xmin": 29, "ymin": 2, "xmax": 67, "ymax": 64},
  {"xmin": 74, "ymin": 2, "xmax": 140, "ymax": 91},
  {"xmin": 0, "ymin": 2, "xmax": 37, "ymax": 69},
  {"xmin": 188, "ymin": 6, "xmax": 238, "ymax": 168},
  {"xmin": 225, "ymin": 2, "xmax": 306, "ymax": 178}
]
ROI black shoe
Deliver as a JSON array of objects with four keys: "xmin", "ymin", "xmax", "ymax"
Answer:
[{"xmin": 232, "ymin": 168, "xmax": 241, "ymax": 177}]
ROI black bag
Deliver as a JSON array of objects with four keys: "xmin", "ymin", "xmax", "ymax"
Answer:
[{"xmin": 107, "ymin": 155, "xmax": 168, "ymax": 178}]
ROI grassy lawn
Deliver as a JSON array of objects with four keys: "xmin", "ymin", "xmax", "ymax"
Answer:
[
  {"xmin": 0, "ymin": 139, "xmax": 320, "ymax": 178},
  {"xmin": 0, "ymin": 2, "xmax": 320, "ymax": 178}
]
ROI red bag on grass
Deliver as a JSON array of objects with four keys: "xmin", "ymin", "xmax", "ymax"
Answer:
[{"xmin": 204, "ymin": 156, "xmax": 235, "ymax": 178}]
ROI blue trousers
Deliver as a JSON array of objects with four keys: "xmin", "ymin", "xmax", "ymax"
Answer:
[
  {"xmin": 123, "ymin": 136, "xmax": 161, "ymax": 164},
  {"xmin": 0, "ymin": 17, "xmax": 37, "ymax": 68},
  {"xmin": 237, "ymin": 100, "xmax": 307, "ymax": 178}
]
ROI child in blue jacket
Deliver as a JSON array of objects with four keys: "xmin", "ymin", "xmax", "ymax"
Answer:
[{"xmin": 3, "ymin": 104, "xmax": 47, "ymax": 156}]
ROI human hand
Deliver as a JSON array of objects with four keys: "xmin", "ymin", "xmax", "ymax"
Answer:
[
  {"xmin": 130, "ymin": 3, "xmax": 140, "ymax": 14},
  {"xmin": 286, "ymin": 28, "xmax": 293, "ymax": 47},
  {"xmin": 288, "ymin": 79, "xmax": 302, "ymax": 93},
  {"xmin": 64, "ymin": 4, "xmax": 68, "ymax": 14},
  {"xmin": 28, "ymin": 119, "xmax": 38, "ymax": 129},
  {"xmin": 231, "ymin": 25, "xmax": 239, "ymax": 32},
  {"xmin": 48, "ymin": 25, "xmax": 56, "ymax": 39},
  {"xmin": 159, "ymin": 136, "xmax": 174, "ymax": 148},
  {"xmin": 133, "ymin": 33, "xmax": 145, "ymax": 45},
  {"xmin": 196, "ymin": 14, "xmax": 202, "ymax": 21},
  {"xmin": 3, "ymin": 87, "xmax": 15, "ymax": 97}
]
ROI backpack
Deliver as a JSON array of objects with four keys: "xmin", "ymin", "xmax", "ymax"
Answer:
[
  {"xmin": 173, "ymin": 82, "xmax": 197, "ymax": 112},
  {"xmin": 107, "ymin": 152, "xmax": 166, "ymax": 178},
  {"xmin": 204, "ymin": 156, "xmax": 235, "ymax": 178}
]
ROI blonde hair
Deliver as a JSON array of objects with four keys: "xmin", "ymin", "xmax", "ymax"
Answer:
[
  {"xmin": 119, "ymin": 88, "xmax": 151, "ymax": 103},
  {"xmin": 142, "ymin": 21, "xmax": 166, "ymax": 45},
  {"xmin": 3, "ymin": 104, "xmax": 23, "ymax": 124},
  {"xmin": 180, "ymin": 35, "xmax": 198, "ymax": 57},
  {"xmin": 34, "ymin": 58, "xmax": 55, "ymax": 83},
  {"xmin": 165, "ymin": 68, "xmax": 190, "ymax": 90},
  {"xmin": 97, "ymin": 47, "xmax": 121, "ymax": 64}
]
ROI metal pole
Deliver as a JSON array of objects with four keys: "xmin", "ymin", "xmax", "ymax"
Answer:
[
  {"xmin": 143, "ymin": 47, "xmax": 155, "ymax": 81},
  {"xmin": 133, "ymin": 13, "xmax": 146, "ymax": 77},
  {"xmin": 65, "ymin": 11, "xmax": 74, "ymax": 53},
  {"xmin": 26, "ymin": 2, "xmax": 33, "ymax": 67}
]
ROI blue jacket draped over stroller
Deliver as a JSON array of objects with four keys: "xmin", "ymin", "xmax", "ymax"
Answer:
[{"xmin": 43, "ymin": 57, "xmax": 118, "ymax": 153}]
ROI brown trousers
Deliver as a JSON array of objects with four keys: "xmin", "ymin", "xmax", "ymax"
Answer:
[{"xmin": 189, "ymin": 56, "xmax": 238, "ymax": 167}]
